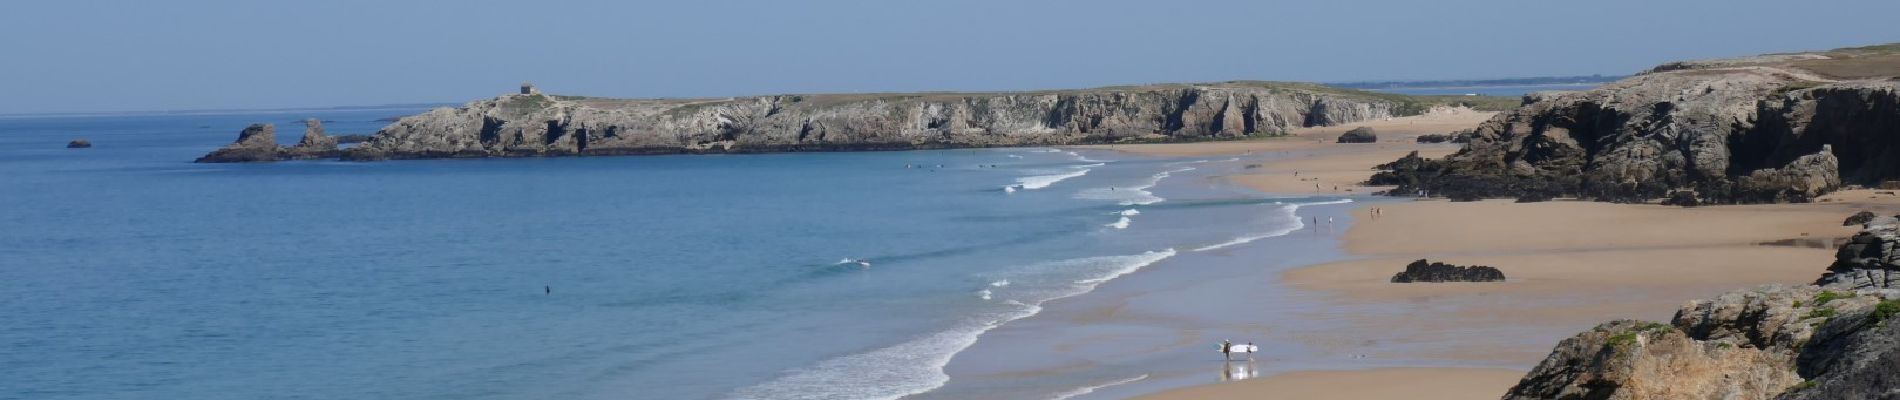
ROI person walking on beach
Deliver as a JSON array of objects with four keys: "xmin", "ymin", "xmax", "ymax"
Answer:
[{"xmin": 1221, "ymin": 339, "xmax": 1233, "ymax": 360}]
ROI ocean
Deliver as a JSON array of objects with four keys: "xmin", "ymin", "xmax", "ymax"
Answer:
[{"xmin": 0, "ymin": 108, "xmax": 1345, "ymax": 400}]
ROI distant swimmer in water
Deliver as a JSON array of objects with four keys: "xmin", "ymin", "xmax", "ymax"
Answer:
[{"xmin": 545, "ymin": 285, "xmax": 550, "ymax": 295}]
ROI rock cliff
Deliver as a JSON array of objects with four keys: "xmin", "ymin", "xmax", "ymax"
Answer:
[
  {"xmin": 1371, "ymin": 43, "xmax": 1900, "ymax": 204},
  {"xmin": 196, "ymin": 82, "xmax": 1426, "ymax": 162},
  {"xmin": 1504, "ymin": 217, "xmax": 1900, "ymax": 399}
]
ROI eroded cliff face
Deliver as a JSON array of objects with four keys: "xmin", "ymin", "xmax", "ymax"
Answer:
[
  {"xmin": 1371, "ymin": 44, "xmax": 1900, "ymax": 203},
  {"xmin": 1504, "ymin": 217, "xmax": 1900, "ymax": 400},
  {"xmin": 194, "ymin": 82, "xmax": 1401, "ymax": 162}
]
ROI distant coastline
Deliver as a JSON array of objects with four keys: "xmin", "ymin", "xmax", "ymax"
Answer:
[{"xmin": 1325, "ymin": 75, "xmax": 1624, "ymax": 91}]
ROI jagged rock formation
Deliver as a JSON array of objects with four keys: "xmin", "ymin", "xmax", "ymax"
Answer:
[
  {"xmin": 66, "ymin": 139, "xmax": 91, "ymax": 148},
  {"xmin": 1821, "ymin": 215, "xmax": 1900, "ymax": 289},
  {"xmin": 1389, "ymin": 259, "xmax": 1505, "ymax": 283},
  {"xmin": 1505, "ymin": 218, "xmax": 1900, "ymax": 400},
  {"xmin": 1337, "ymin": 127, "xmax": 1378, "ymax": 143},
  {"xmin": 283, "ymin": 119, "xmax": 339, "ymax": 159},
  {"xmin": 194, "ymin": 82, "xmax": 1427, "ymax": 162},
  {"xmin": 193, "ymin": 121, "xmax": 353, "ymax": 162},
  {"xmin": 1370, "ymin": 43, "xmax": 1900, "ymax": 204},
  {"xmin": 334, "ymin": 134, "xmax": 372, "ymax": 144},
  {"xmin": 194, "ymin": 124, "xmax": 282, "ymax": 162}
]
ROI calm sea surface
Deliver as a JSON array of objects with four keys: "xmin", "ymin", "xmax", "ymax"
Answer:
[{"xmin": 0, "ymin": 108, "xmax": 1331, "ymax": 399}]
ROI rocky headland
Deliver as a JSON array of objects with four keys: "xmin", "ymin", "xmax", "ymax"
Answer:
[
  {"xmin": 1504, "ymin": 215, "xmax": 1900, "ymax": 400},
  {"xmin": 194, "ymin": 82, "xmax": 1503, "ymax": 162},
  {"xmin": 1370, "ymin": 43, "xmax": 1900, "ymax": 204}
]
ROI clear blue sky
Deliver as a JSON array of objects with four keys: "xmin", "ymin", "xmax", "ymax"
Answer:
[{"xmin": 4, "ymin": 0, "xmax": 1896, "ymax": 113}]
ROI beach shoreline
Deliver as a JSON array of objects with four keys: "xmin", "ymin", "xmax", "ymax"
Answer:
[{"xmin": 1039, "ymin": 108, "xmax": 1899, "ymax": 399}]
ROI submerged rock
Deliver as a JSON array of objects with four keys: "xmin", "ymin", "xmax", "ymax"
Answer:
[
  {"xmin": 1336, "ymin": 127, "xmax": 1378, "ymax": 143},
  {"xmin": 193, "ymin": 124, "xmax": 280, "ymax": 163},
  {"xmin": 66, "ymin": 139, "xmax": 91, "ymax": 148},
  {"xmin": 1389, "ymin": 259, "xmax": 1505, "ymax": 283}
]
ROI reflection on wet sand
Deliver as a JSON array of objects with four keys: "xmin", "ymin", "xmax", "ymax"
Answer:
[{"xmin": 1220, "ymin": 361, "xmax": 1259, "ymax": 382}]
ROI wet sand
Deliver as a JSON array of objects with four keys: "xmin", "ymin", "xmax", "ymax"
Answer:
[{"xmin": 1137, "ymin": 367, "xmax": 1524, "ymax": 400}]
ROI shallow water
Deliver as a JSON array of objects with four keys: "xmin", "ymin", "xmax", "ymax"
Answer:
[{"xmin": 0, "ymin": 110, "xmax": 1345, "ymax": 400}]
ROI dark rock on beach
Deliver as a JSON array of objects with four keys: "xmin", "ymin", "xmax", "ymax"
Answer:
[
  {"xmin": 66, "ymin": 139, "xmax": 91, "ymax": 148},
  {"xmin": 1415, "ymin": 133, "xmax": 1450, "ymax": 143},
  {"xmin": 1843, "ymin": 211, "xmax": 1878, "ymax": 226},
  {"xmin": 1390, "ymin": 259, "xmax": 1505, "ymax": 283},
  {"xmin": 1336, "ymin": 127, "xmax": 1377, "ymax": 143},
  {"xmin": 1370, "ymin": 44, "xmax": 1900, "ymax": 205},
  {"xmin": 1661, "ymin": 189, "xmax": 1702, "ymax": 207}
]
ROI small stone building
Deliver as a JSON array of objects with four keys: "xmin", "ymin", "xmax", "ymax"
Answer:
[{"xmin": 520, "ymin": 82, "xmax": 539, "ymax": 95}]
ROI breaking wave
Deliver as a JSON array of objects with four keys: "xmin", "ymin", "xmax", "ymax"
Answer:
[{"xmin": 727, "ymin": 249, "xmax": 1179, "ymax": 400}]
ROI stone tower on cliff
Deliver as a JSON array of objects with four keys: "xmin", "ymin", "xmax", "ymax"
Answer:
[{"xmin": 520, "ymin": 82, "xmax": 539, "ymax": 95}]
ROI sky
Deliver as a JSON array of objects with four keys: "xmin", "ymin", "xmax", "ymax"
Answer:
[{"xmin": 2, "ymin": 0, "xmax": 1896, "ymax": 114}]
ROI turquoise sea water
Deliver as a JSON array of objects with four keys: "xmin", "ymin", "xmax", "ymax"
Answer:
[{"xmin": 0, "ymin": 109, "xmax": 1337, "ymax": 399}]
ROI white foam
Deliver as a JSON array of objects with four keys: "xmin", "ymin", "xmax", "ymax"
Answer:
[
  {"xmin": 728, "ymin": 249, "xmax": 1178, "ymax": 400},
  {"xmin": 1194, "ymin": 204, "xmax": 1304, "ymax": 252},
  {"xmin": 1293, "ymin": 198, "xmax": 1355, "ymax": 207},
  {"xmin": 989, "ymin": 280, "xmax": 1011, "ymax": 287},
  {"xmin": 977, "ymin": 289, "xmax": 992, "ymax": 300},
  {"xmin": 1046, "ymin": 374, "xmax": 1151, "ymax": 400},
  {"xmin": 1118, "ymin": 209, "xmax": 1140, "ymax": 217},
  {"xmin": 1014, "ymin": 163, "xmax": 1101, "ymax": 190},
  {"xmin": 1007, "ymin": 154, "xmax": 1024, "ymax": 159},
  {"xmin": 1073, "ymin": 167, "xmax": 1192, "ymax": 206},
  {"xmin": 1105, "ymin": 216, "xmax": 1131, "ymax": 230}
]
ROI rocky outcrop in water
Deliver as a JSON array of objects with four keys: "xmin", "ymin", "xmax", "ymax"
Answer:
[
  {"xmin": 1337, "ymin": 127, "xmax": 1378, "ymax": 143},
  {"xmin": 194, "ymin": 82, "xmax": 1423, "ymax": 162},
  {"xmin": 194, "ymin": 124, "xmax": 282, "ymax": 163},
  {"xmin": 1370, "ymin": 44, "xmax": 1900, "ymax": 204},
  {"xmin": 283, "ymin": 119, "xmax": 339, "ymax": 159},
  {"xmin": 66, "ymin": 139, "xmax": 91, "ymax": 148},
  {"xmin": 1389, "ymin": 259, "xmax": 1505, "ymax": 283},
  {"xmin": 1505, "ymin": 218, "xmax": 1900, "ymax": 400}
]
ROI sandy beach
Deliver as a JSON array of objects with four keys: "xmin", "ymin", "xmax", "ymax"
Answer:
[{"xmin": 1101, "ymin": 109, "xmax": 1900, "ymax": 399}]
